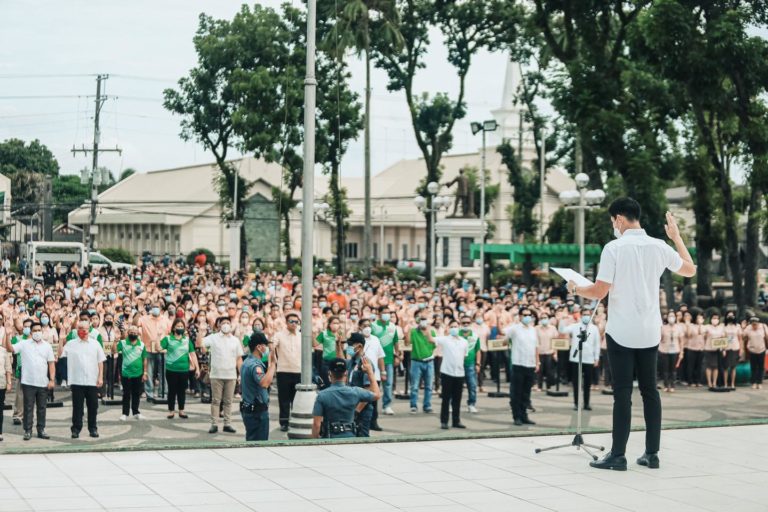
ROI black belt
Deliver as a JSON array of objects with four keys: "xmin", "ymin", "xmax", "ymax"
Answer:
[
  {"xmin": 412, "ymin": 358, "xmax": 434, "ymax": 362},
  {"xmin": 240, "ymin": 402, "xmax": 268, "ymax": 413},
  {"xmin": 328, "ymin": 421, "xmax": 355, "ymax": 436}
]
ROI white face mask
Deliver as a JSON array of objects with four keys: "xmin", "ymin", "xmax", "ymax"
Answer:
[
  {"xmin": 362, "ymin": 327, "xmax": 372, "ymax": 337},
  {"xmin": 220, "ymin": 324, "xmax": 232, "ymax": 334},
  {"xmin": 612, "ymin": 218, "xmax": 623, "ymax": 239},
  {"xmin": 32, "ymin": 332, "xmax": 43, "ymax": 342}
]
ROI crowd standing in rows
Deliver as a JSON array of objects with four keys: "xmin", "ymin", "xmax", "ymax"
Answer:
[{"xmin": 0, "ymin": 261, "xmax": 765, "ymax": 442}]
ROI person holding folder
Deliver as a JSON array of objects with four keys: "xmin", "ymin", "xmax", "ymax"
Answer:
[{"xmin": 569, "ymin": 198, "xmax": 696, "ymax": 471}]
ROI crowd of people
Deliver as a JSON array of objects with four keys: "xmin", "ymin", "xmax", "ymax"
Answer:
[{"xmin": 0, "ymin": 259, "xmax": 766, "ymax": 442}]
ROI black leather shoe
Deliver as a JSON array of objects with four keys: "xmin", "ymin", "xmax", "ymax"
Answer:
[
  {"xmin": 370, "ymin": 423, "xmax": 383, "ymax": 432},
  {"xmin": 37, "ymin": 430, "xmax": 50, "ymax": 440},
  {"xmin": 222, "ymin": 425, "xmax": 236, "ymax": 434},
  {"xmin": 71, "ymin": 432, "xmax": 80, "ymax": 439},
  {"xmin": 23, "ymin": 431, "xmax": 32, "ymax": 441},
  {"xmin": 526, "ymin": 405, "xmax": 536, "ymax": 413},
  {"xmin": 637, "ymin": 452, "xmax": 660, "ymax": 469},
  {"xmin": 208, "ymin": 425, "xmax": 218, "ymax": 434},
  {"xmin": 513, "ymin": 419, "xmax": 523, "ymax": 426},
  {"xmin": 13, "ymin": 418, "xmax": 21, "ymax": 426},
  {"xmin": 584, "ymin": 405, "xmax": 592, "ymax": 411},
  {"xmin": 280, "ymin": 425, "xmax": 289, "ymax": 432},
  {"xmin": 522, "ymin": 418, "xmax": 536, "ymax": 425},
  {"xmin": 89, "ymin": 430, "xmax": 99, "ymax": 438},
  {"xmin": 452, "ymin": 423, "xmax": 467, "ymax": 429},
  {"xmin": 589, "ymin": 452, "xmax": 627, "ymax": 471},
  {"xmin": 440, "ymin": 423, "xmax": 449, "ymax": 429}
]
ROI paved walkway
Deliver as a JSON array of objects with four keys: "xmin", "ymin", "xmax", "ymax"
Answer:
[
  {"xmin": 0, "ymin": 424, "xmax": 766, "ymax": 511},
  {"xmin": 0, "ymin": 383, "xmax": 766, "ymax": 452}
]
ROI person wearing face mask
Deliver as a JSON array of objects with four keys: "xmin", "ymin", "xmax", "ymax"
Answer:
[
  {"xmin": 406, "ymin": 315, "xmax": 437, "ymax": 414},
  {"xmin": 10, "ymin": 319, "xmax": 33, "ymax": 426},
  {"xmin": 99, "ymin": 315, "xmax": 119, "ymax": 400},
  {"xmin": 239, "ymin": 331, "xmax": 276, "ymax": 441},
  {"xmin": 200, "ymin": 318, "xmax": 243, "ymax": 434},
  {"xmin": 371, "ymin": 306, "xmax": 399, "ymax": 416},
  {"xmin": 458, "ymin": 316, "xmax": 481, "ymax": 414},
  {"xmin": 703, "ymin": 313, "xmax": 726, "ymax": 390},
  {"xmin": 61, "ymin": 320, "xmax": 107, "ymax": 439},
  {"xmin": 117, "ymin": 325, "xmax": 148, "ymax": 421},
  {"xmin": 684, "ymin": 312, "xmax": 705, "ymax": 387},
  {"xmin": 722, "ymin": 313, "xmax": 742, "ymax": 390},
  {"xmin": 561, "ymin": 309, "xmax": 601, "ymax": 412},
  {"xmin": 0, "ymin": 331, "xmax": 10, "ymax": 441},
  {"xmin": 570, "ymin": 199, "xmax": 696, "ymax": 471},
  {"xmin": 358, "ymin": 318, "xmax": 385, "ymax": 431},
  {"xmin": 744, "ymin": 317, "xmax": 768, "ymax": 389},
  {"xmin": 505, "ymin": 309, "xmax": 540, "ymax": 426},
  {"xmin": 434, "ymin": 319, "xmax": 469, "ymax": 429},
  {"xmin": 271, "ymin": 312, "xmax": 301, "ymax": 432},
  {"xmin": 5, "ymin": 322, "xmax": 55, "ymax": 440},
  {"xmin": 659, "ymin": 313, "xmax": 684, "ymax": 392},
  {"xmin": 314, "ymin": 316, "xmax": 344, "ymax": 390},
  {"xmin": 139, "ymin": 302, "xmax": 170, "ymax": 400},
  {"xmin": 160, "ymin": 320, "xmax": 200, "ymax": 419},
  {"xmin": 535, "ymin": 314, "xmax": 559, "ymax": 391},
  {"xmin": 345, "ymin": 333, "xmax": 379, "ymax": 437}
]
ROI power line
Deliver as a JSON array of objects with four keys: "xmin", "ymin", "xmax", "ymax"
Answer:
[{"xmin": 0, "ymin": 95, "xmax": 83, "ymax": 100}]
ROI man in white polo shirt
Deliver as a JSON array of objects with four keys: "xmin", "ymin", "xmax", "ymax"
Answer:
[
  {"xmin": 5, "ymin": 321, "xmax": 55, "ymax": 441},
  {"xmin": 201, "ymin": 317, "xmax": 243, "ymax": 434},
  {"xmin": 570, "ymin": 199, "xmax": 696, "ymax": 471},
  {"xmin": 62, "ymin": 320, "xmax": 107, "ymax": 438}
]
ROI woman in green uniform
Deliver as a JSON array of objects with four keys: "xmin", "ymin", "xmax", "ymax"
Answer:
[
  {"xmin": 160, "ymin": 319, "xmax": 200, "ymax": 419},
  {"xmin": 314, "ymin": 316, "xmax": 343, "ymax": 389}
]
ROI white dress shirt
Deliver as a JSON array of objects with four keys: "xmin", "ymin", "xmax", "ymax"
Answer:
[
  {"xmin": 203, "ymin": 332, "xmax": 242, "ymax": 379},
  {"xmin": 596, "ymin": 229, "xmax": 683, "ymax": 349},
  {"xmin": 505, "ymin": 324, "xmax": 538, "ymax": 368},
  {"xmin": 61, "ymin": 338, "xmax": 106, "ymax": 386},
  {"xmin": 434, "ymin": 336, "xmax": 469, "ymax": 377},
  {"xmin": 13, "ymin": 339, "xmax": 54, "ymax": 387},
  {"xmin": 563, "ymin": 323, "xmax": 601, "ymax": 364},
  {"xmin": 363, "ymin": 335, "xmax": 385, "ymax": 381}
]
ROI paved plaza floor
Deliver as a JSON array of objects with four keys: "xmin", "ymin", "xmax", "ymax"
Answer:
[
  {"xmin": 0, "ymin": 424, "xmax": 766, "ymax": 511},
  {"xmin": 0, "ymin": 381, "xmax": 766, "ymax": 452}
]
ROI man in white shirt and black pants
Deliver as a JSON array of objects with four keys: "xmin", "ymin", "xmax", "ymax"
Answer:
[
  {"xmin": 434, "ymin": 318, "xmax": 469, "ymax": 430},
  {"xmin": 561, "ymin": 309, "xmax": 601, "ymax": 411},
  {"xmin": 62, "ymin": 320, "xmax": 107, "ymax": 438},
  {"xmin": 505, "ymin": 308, "xmax": 540, "ymax": 426},
  {"xmin": 570, "ymin": 199, "xmax": 696, "ymax": 471}
]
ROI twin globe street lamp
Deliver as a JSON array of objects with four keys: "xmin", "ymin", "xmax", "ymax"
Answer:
[
  {"xmin": 470, "ymin": 120, "xmax": 497, "ymax": 291},
  {"xmin": 414, "ymin": 181, "xmax": 451, "ymax": 288},
  {"xmin": 558, "ymin": 173, "xmax": 605, "ymax": 275}
]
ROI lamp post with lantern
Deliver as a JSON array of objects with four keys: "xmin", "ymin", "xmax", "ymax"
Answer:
[
  {"xmin": 558, "ymin": 173, "xmax": 605, "ymax": 275},
  {"xmin": 414, "ymin": 181, "xmax": 451, "ymax": 288}
]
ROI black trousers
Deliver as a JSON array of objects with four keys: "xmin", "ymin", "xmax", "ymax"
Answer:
[
  {"xmin": 440, "ymin": 373, "xmax": 463, "ymax": 426},
  {"xmin": 121, "ymin": 376, "xmax": 144, "ymax": 416},
  {"xmin": 749, "ymin": 352, "xmax": 765, "ymax": 384},
  {"xmin": 684, "ymin": 349, "xmax": 703, "ymax": 385},
  {"xmin": 510, "ymin": 365, "xmax": 534, "ymax": 421},
  {"xmin": 166, "ymin": 370, "xmax": 188, "ymax": 411},
  {"xmin": 600, "ymin": 349, "xmax": 613, "ymax": 387},
  {"xmin": 570, "ymin": 362, "xmax": 594, "ymax": 407},
  {"xmin": 659, "ymin": 352, "xmax": 679, "ymax": 389},
  {"xmin": 607, "ymin": 335, "xmax": 661, "ymax": 456},
  {"xmin": 557, "ymin": 350, "xmax": 570, "ymax": 383},
  {"xmin": 537, "ymin": 354, "xmax": 556, "ymax": 389},
  {"xmin": 0, "ymin": 389, "xmax": 4, "ymax": 433},
  {"xmin": 71, "ymin": 385, "xmax": 99, "ymax": 433},
  {"xmin": 22, "ymin": 384, "xmax": 47, "ymax": 432},
  {"xmin": 277, "ymin": 372, "xmax": 301, "ymax": 427}
]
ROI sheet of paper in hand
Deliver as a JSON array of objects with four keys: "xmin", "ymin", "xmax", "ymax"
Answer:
[{"xmin": 550, "ymin": 267, "xmax": 594, "ymax": 287}]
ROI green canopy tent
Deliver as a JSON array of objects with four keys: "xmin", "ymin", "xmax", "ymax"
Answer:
[{"xmin": 469, "ymin": 243, "xmax": 603, "ymax": 265}]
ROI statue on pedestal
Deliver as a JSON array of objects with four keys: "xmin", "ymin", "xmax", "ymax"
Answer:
[{"xmin": 444, "ymin": 168, "xmax": 475, "ymax": 218}]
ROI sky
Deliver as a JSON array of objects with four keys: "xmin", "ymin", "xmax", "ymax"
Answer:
[{"xmin": 0, "ymin": 0, "xmax": 511, "ymax": 179}]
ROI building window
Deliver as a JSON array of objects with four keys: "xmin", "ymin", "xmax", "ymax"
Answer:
[
  {"xmin": 145, "ymin": 232, "xmax": 150, "ymax": 240},
  {"xmin": 442, "ymin": 237, "xmax": 449, "ymax": 267},
  {"xmin": 154, "ymin": 233, "xmax": 159, "ymax": 241},
  {"xmin": 127, "ymin": 232, "xmax": 132, "ymax": 240},
  {"xmin": 416, "ymin": 244, "xmax": 421, "ymax": 260},
  {"xmin": 119, "ymin": 232, "xmax": 124, "ymax": 239},
  {"xmin": 164, "ymin": 233, "xmax": 169, "ymax": 241},
  {"xmin": 402, "ymin": 244, "xmax": 408, "ymax": 260},
  {"xmin": 387, "ymin": 243, "xmax": 392, "ymax": 260},
  {"xmin": 373, "ymin": 243, "xmax": 378, "ymax": 261},
  {"xmin": 460, "ymin": 237, "xmax": 473, "ymax": 267},
  {"xmin": 344, "ymin": 243, "xmax": 358, "ymax": 259}
]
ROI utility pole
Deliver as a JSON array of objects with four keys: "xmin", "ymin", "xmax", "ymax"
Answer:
[{"xmin": 72, "ymin": 74, "xmax": 121, "ymax": 251}]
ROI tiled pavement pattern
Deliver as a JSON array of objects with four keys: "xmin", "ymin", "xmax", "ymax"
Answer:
[
  {"xmin": 0, "ymin": 425, "xmax": 766, "ymax": 511},
  {"xmin": 0, "ymin": 382, "xmax": 766, "ymax": 451}
]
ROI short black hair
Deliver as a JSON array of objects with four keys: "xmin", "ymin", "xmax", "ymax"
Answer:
[
  {"xmin": 248, "ymin": 331, "xmax": 269, "ymax": 352},
  {"xmin": 608, "ymin": 197, "xmax": 641, "ymax": 222}
]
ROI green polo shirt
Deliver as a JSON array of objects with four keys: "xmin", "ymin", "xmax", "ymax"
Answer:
[
  {"xmin": 462, "ymin": 330, "xmax": 480, "ymax": 366},
  {"xmin": 316, "ymin": 330, "xmax": 338, "ymax": 361},
  {"xmin": 11, "ymin": 335, "xmax": 30, "ymax": 378},
  {"xmin": 160, "ymin": 335, "xmax": 195, "ymax": 373},
  {"xmin": 372, "ymin": 321, "xmax": 398, "ymax": 365},
  {"xmin": 409, "ymin": 328, "xmax": 436, "ymax": 361},
  {"xmin": 117, "ymin": 338, "xmax": 147, "ymax": 378}
]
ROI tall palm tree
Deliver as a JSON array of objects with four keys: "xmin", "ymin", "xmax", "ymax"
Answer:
[{"xmin": 319, "ymin": 0, "xmax": 402, "ymax": 275}]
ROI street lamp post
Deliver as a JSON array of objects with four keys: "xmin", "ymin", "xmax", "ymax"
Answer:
[
  {"xmin": 414, "ymin": 182, "xmax": 450, "ymax": 288},
  {"xmin": 378, "ymin": 206, "xmax": 387, "ymax": 266},
  {"xmin": 471, "ymin": 120, "xmax": 498, "ymax": 291},
  {"xmin": 559, "ymin": 174, "xmax": 605, "ymax": 276}
]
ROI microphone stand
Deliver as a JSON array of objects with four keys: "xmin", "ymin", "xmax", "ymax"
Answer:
[{"xmin": 536, "ymin": 301, "xmax": 604, "ymax": 460}]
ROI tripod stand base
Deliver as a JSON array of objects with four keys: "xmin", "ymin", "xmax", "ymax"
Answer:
[
  {"xmin": 147, "ymin": 397, "xmax": 168, "ymax": 405},
  {"xmin": 601, "ymin": 389, "xmax": 614, "ymax": 395},
  {"xmin": 101, "ymin": 399, "xmax": 122, "ymax": 406},
  {"xmin": 487, "ymin": 391, "xmax": 510, "ymax": 398},
  {"xmin": 535, "ymin": 433, "xmax": 605, "ymax": 460},
  {"xmin": 546, "ymin": 390, "xmax": 569, "ymax": 397}
]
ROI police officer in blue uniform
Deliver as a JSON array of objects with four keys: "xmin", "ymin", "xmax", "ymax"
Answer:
[
  {"xmin": 347, "ymin": 333, "xmax": 375, "ymax": 437},
  {"xmin": 240, "ymin": 331, "xmax": 275, "ymax": 441},
  {"xmin": 311, "ymin": 357, "xmax": 380, "ymax": 439}
]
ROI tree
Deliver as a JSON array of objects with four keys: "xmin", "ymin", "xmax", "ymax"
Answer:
[
  {"xmin": 319, "ymin": 0, "xmax": 402, "ymax": 276},
  {"xmin": 375, "ymin": 0, "xmax": 519, "ymax": 277},
  {"xmin": 0, "ymin": 138, "xmax": 60, "ymax": 214},
  {"xmin": 119, "ymin": 168, "xmax": 137, "ymax": 181}
]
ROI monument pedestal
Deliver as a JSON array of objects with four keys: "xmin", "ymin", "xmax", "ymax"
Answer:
[{"xmin": 435, "ymin": 217, "xmax": 482, "ymax": 281}]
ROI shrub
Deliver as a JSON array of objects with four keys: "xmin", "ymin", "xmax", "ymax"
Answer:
[
  {"xmin": 187, "ymin": 248, "xmax": 216, "ymax": 265},
  {"xmin": 372, "ymin": 265, "xmax": 396, "ymax": 279},
  {"xmin": 99, "ymin": 248, "xmax": 134, "ymax": 264},
  {"xmin": 397, "ymin": 268, "xmax": 424, "ymax": 282}
]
